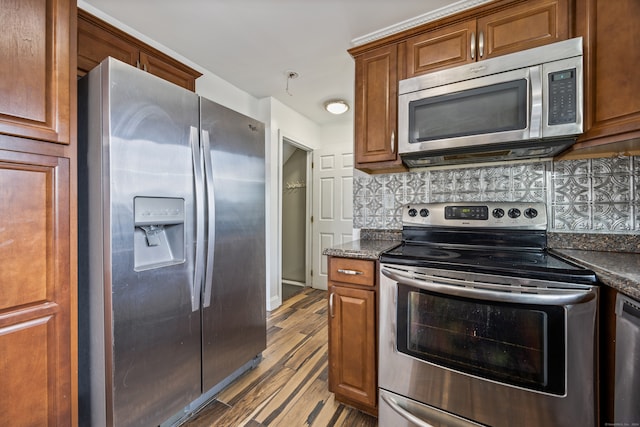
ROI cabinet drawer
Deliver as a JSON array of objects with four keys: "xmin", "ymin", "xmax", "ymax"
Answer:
[{"xmin": 329, "ymin": 258, "xmax": 375, "ymax": 286}]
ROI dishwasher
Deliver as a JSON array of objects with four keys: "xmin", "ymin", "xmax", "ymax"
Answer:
[{"xmin": 615, "ymin": 293, "xmax": 640, "ymax": 424}]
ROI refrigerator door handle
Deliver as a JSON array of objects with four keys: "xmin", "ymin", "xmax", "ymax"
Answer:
[
  {"xmin": 202, "ymin": 130, "xmax": 216, "ymax": 308},
  {"xmin": 191, "ymin": 126, "xmax": 204, "ymax": 312}
]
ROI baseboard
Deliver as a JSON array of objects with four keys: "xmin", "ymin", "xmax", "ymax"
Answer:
[{"xmin": 268, "ymin": 294, "xmax": 280, "ymax": 312}]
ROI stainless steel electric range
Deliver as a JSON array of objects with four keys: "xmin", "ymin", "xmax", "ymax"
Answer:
[{"xmin": 378, "ymin": 202, "xmax": 599, "ymax": 427}]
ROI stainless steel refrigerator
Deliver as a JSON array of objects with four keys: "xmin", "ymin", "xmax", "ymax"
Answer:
[{"xmin": 78, "ymin": 58, "xmax": 266, "ymax": 427}]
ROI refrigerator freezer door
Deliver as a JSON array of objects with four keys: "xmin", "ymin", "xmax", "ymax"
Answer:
[
  {"xmin": 200, "ymin": 97, "xmax": 267, "ymax": 392},
  {"xmin": 83, "ymin": 58, "xmax": 202, "ymax": 427}
]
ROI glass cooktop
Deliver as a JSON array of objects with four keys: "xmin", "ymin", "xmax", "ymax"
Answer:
[{"xmin": 380, "ymin": 242, "xmax": 598, "ymax": 285}]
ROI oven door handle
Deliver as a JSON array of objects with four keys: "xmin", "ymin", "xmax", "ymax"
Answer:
[
  {"xmin": 380, "ymin": 391, "xmax": 432, "ymax": 427},
  {"xmin": 381, "ymin": 267, "xmax": 596, "ymax": 306},
  {"xmin": 380, "ymin": 389, "xmax": 484, "ymax": 427}
]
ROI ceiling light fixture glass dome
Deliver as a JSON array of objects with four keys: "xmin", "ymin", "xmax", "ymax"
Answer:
[{"xmin": 324, "ymin": 99, "xmax": 349, "ymax": 115}]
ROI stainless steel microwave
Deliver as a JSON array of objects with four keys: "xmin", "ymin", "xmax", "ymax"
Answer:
[{"xmin": 398, "ymin": 37, "xmax": 583, "ymax": 168}]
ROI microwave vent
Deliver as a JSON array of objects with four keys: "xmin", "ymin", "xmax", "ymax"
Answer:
[{"xmin": 402, "ymin": 138, "xmax": 576, "ymax": 168}]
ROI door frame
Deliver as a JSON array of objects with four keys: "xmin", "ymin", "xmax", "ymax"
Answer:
[{"xmin": 276, "ymin": 132, "xmax": 313, "ymax": 307}]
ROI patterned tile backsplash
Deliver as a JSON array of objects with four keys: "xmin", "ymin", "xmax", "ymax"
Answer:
[{"xmin": 353, "ymin": 156, "xmax": 640, "ymax": 232}]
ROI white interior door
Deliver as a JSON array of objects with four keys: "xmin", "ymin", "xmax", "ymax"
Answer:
[{"xmin": 312, "ymin": 145, "xmax": 354, "ymax": 290}]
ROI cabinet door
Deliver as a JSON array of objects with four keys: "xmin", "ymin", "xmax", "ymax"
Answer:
[
  {"xmin": 77, "ymin": 10, "xmax": 201, "ymax": 91},
  {"xmin": 0, "ymin": 0, "xmax": 72, "ymax": 144},
  {"xmin": 478, "ymin": 0, "xmax": 569, "ymax": 59},
  {"xmin": 0, "ymin": 150, "xmax": 72, "ymax": 426},
  {"xmin": 405, "ymin": 20, "xmax": 476, "ymax": 77},
  {"xmin": 576, "ymin": 0, "xmax": 640, "ymax": 147},
  {"xmin": 140, "ymin": 51, "xmax": 197, "ymax": 92},
  {"xmin": 77, "ymin": 9, "xmax": 139, "ymax": 75},
  {"xmin": 328, "ymin": 285, "xmax": 376, "ymax": 411},
  {"xmin": 354, "ymin": 45, "xmax": 403, "ymax": 171}
]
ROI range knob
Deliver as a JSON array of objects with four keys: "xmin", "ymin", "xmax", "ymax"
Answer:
[
  {"xmin": 492, "ymin": 208, "xmax": 505, "ymax": 218},
  {"xmin": 508, "ymin": 208, "xmax": 521, "ymax": 219},
  {"xmin": 524, "ymin": 208, "xmax": 538, "ymax": 219},
  {"xmin": 419, "ymin": 208, "xmax": 430, "ymax": 218},
  {"xmin": 408, "ymin": 208, "xmax": 418, "ymax": 217}
]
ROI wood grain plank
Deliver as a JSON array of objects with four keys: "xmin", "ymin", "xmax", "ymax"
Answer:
[
  {"xmin": 180, "ymin": 288, "xmax": 377, "ymax": 426},
  {"xmin": 255, "ymin": 342, "xmax": 327, "ymax": 424}
]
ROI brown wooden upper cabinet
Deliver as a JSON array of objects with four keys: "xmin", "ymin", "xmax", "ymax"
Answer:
[
  {"xmin": 0, "ymin": 0, "xmax": 73, "ymax": 144},
  {"xmin": 353, "ymin": 44, "xmax": 405, "ymax": 173},
  {"xmin": 78, "ymin": 9, "xmax": 202, "ymax": 91},
  {"xmin": 350, "ymin": 0, "xmax": 572, "ymax": 173},
  {"xmin": 405, "ymin": 0, "xmax": 570, "ymax": 78},
  {"xmin": 567, "ymin": 0, "xmax": 640, "ymax": 156}
]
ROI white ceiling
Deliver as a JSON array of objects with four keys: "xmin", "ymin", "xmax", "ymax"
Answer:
[{"xmin": 79, "ymin": 0, "xmax": 487, "ymax": 125}]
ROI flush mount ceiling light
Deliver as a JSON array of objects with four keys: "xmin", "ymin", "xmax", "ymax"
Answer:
[{"xmin": 324, "ymin": 99, "xmax": 349, "ymax": 115}]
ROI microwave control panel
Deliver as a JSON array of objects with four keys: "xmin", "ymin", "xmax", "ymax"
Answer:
[{"xmin": 548, "ymin": 68, "xmax": 577, "ymax": 125}]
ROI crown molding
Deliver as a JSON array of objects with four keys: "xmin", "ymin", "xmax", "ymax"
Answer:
[{"xmin": 351, "ymin": 0, "xmax": 493, "ymax": 46}]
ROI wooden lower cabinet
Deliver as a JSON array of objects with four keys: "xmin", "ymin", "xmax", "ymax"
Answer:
[
  {"xmin": 0, "ymin": 149, "xmax": 72, "ymax": 426},
  {"xmin": 599, "ymin": 285, "xmax": 618, "ymax": 426},
  {"xmin": 327, "ymin": 257, "xmax": 377, "ymax": 415}
]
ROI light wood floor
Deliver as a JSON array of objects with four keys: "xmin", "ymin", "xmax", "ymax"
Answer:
[{"xmin": 181, "ymin": 287, "xmax": 378, "ymax": 427}]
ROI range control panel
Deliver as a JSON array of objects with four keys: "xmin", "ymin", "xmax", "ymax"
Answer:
[{"xmin": 403, "ymin": 202, "xmax": 547, "ymax": 230}]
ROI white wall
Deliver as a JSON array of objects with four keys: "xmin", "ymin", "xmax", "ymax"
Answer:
[
  {"xmin": 259, "ymin": 98, "xmax": 322, "ymax": 310},
  {"xmin": 195, "ymin": 72, "xmax": 261, "ymax": 120},
  {"xmin": 320, "ymin": 120, "xmax": 353, "ymax": 147}
]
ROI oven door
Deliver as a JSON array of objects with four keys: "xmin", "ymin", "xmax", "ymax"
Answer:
[{"xmin": 379, "ymin": 264, "xmax": 598, "ymax": 427}]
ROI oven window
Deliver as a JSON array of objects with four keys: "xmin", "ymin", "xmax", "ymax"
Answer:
[
  {"xmin": 397, "ymin": 284, "xmax": 565, "ymax": 395},
  {"xmin": 409, "ymin": 79, "xmax": 527, "ymax": 143}
]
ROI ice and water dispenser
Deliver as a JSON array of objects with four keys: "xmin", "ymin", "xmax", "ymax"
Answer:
[{"xmin": 134, "ymin": 197, "xmax": 185, "ymax": 271}]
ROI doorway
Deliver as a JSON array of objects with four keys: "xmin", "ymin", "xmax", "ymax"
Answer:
[{"xmin": 281, "ymin": 138, "xmax": 311, "ymax": 301}]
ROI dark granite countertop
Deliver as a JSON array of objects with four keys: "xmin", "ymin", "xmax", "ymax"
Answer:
[
  {"xmin": 548, "ymin": 232, "xmax": 640, "ymax": 301},
  {"xmin": 551, "ymin": 249, "xmax": 640, "ymax": 300},
  {"xmin": 322, "ymin": 239, "xmax": 401, "ymax": 261},
  {"xmin": 323, "ymin": 230, "xmax": 640, "ymax": 301}
]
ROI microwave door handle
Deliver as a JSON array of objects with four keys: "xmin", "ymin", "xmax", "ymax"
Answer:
[
  {"xmin": 381, "ymin": 267, "xmax": 596, "ymax": 306},
  {"xmin": 530, "ymin": 66, "xmax": 543, "ymax": 139}
]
